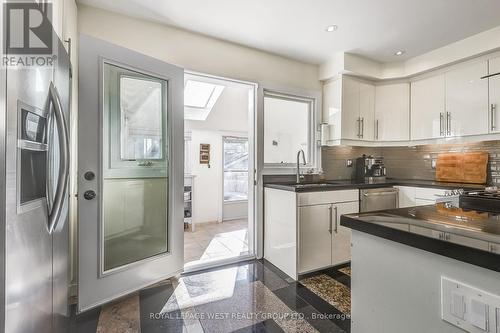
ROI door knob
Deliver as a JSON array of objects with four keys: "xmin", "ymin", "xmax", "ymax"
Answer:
[
  {"xmin": 84, "ymin": 171, "xmax": 95, "ymax": 181},
  {"xmin": 83, "ymin": 190, "xmax": 96, "ymax": 200}
]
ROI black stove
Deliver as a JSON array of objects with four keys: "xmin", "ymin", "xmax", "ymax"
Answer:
[{"xmin": 459, "ymin": 187, "xmax": 500, "ymax": 213}]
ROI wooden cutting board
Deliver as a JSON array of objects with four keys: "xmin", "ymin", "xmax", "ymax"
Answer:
[{"xmin": 435, "ymin": 152, "xmax": 488, "ymax": 184}]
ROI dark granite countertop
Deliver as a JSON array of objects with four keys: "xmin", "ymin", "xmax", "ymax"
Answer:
[
  {"xmin": 264, "ymin": 178, "xmax": 486, "ymax": 193},
  {"xmin": 341, "ymin": 204, "xmax": 500, "ymax": 272}
]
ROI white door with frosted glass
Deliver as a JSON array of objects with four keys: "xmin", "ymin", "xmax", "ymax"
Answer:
[{"xmin": 78, "ymin": 35, "xmax": 184, "ymax": 312}]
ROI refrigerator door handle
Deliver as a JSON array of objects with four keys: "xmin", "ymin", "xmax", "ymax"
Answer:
[{"xmin": 47, "ymin": 82, "xmax": 70, "ymax": 234}]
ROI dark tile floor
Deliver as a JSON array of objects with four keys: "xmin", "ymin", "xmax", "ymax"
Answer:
[{"xmin": 71, "ymin": 260, "xmax": 352, "ymax": 333}]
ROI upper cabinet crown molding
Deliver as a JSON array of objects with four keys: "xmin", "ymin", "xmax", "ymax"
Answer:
[{"xmin": 319, "ymin": 25, "xmax": 500, "ymax": 82}]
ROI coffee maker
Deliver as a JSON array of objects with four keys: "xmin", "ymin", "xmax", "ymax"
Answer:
[{"xmin": 355, "ymin": 155, "xmax": 387, "ymax": 183}]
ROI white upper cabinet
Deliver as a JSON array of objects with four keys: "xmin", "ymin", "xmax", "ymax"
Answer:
[
  {"xmin": 323, "ymin": 56, "xmax": 495, "ymax": 145},
  {"xmin": 322, "ymin": 79, "xmax": 342, "ymax": 140},
  {"xmin": 322, "ymin": 76, "xmax": 374, "ymax": 143},
  {"xmin": 489, "ymin": 56, "xmax": 500, "ymax": 133},
  {"xmin": 374, "ymin": 83, "xmax": 410, "ymax": 141},
  {"xmin": 445, "ymin": 61, "xmax": 489, "ymax": 137},
  {"xmin": 341, "ymin": 76, "xmax": 362, "ymax": 140},
  {"xmin": 411, "ymin": 75, "xmax": 445, "ymax": 140},
  {"xmin": 359, "ymin": 81, "xmax": 375, "ymax": 141}
]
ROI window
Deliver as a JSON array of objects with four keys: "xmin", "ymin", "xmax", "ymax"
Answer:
[
  {"xmin": 223, "ymin": 137, "xmax": 248, "ymax": 202},
  {"xmin": 103, "ymin": 62, "xmax": 167, "ymax": 178},
  {"xmin": 184, "ymin": 80, "xmax": 225, "ymax": 121},
  {"xmin": 120, "ymin": 76, "xmax": 163, "ymax": 160},
  {"xmin": 263, "ymin": 91, "xmax": 313, "ymax": 165}
]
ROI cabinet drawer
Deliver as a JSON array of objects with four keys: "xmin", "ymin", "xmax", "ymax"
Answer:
[
  {"xmin": 447, "ymin": 233, "xmax": 489, "ymax": 251},
  {"xmin": 410, "ymin": 225, "xmax": 489, "ymax": 251},
  {"xmin": 414, "ymin": 187, "xmax": 447, "ymax": 201},
  {"xmin": 489, "ymin": 242, "xmax": 500, "ymax": 254},
  {"xmin": 298, "ymin": 189, "xmax": 359, "ymax": 206},
  {"xmin": 410, "ymin": 225, "xmax": 442, "ymax": 239}
]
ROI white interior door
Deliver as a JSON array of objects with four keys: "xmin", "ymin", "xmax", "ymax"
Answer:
[{"xmin": 78, "ymin": 35, "xmax": 184, "ymax": 312}]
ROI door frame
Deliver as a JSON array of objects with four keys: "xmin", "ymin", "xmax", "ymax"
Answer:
[
  {"xmin": 183, "ymin": 70, "xmax": 258, "ymax": 273},
  {"xmin": 78, "ymin": 34, "xmax": 184, "ymax": 312}
]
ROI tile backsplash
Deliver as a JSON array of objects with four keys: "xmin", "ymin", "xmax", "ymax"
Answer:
[{"xmin": 322, "ymin": 140, "xmax": 500, "ymax": 185}]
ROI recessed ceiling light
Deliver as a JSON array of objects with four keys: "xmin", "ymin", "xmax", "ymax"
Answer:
[
  {"xmin": 326, "ymin": 25, "xmax": 338, "ymax": 32},
  {"xmin": 394, "ymin": 50, "xmax": 405, "ymax": 56}
]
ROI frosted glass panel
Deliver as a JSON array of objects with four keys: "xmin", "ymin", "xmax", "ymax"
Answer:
[{"xmin": 120, "ymin": 76, "xmax": 163, "ymax": 160}]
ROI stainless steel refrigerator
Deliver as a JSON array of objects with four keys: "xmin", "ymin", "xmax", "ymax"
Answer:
[{"xmin": 1, "ymin": 28, "xmax": 71, "ymax": 333}]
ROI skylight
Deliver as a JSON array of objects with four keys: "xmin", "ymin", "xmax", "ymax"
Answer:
[{"xmin": 184, "ymin": 80, "xmax": 225, "ymax": 121}]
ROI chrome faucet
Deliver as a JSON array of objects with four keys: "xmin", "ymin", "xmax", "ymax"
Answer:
[{"xmin": 296, "ymin": 149, "xmax": 307, "ymax": 183}]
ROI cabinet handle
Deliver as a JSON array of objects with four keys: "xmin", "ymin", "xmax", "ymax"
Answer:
[
  {"xmin": 375, "ymin": 119, "xmax": 379, "ymax": 140},
  {"xmin": 328, "ymin": 205, "xmax": 333, "ymax": 234},
  {"xmin": 446, "ymin": 112, "xmax": 451, "ymax": 136},
  {"xmin": 361, "ymin": 117, "xmax": 364, "ymax": 138},
  {"xmin": 334, "ymin": 206, "xmax": 338, "ymax": 233},
  {"xmin": 491, "ymin": 104, "xmax": 497, "ymax": 131},
  {"xmin": 356, "ymin": 118, "xmax": 360, "ymax": 138},
  {"xmin": 439, "ymin": 113, "xmax": 444, "ymax": 136}
]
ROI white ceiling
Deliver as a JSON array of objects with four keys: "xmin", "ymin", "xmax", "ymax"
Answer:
[{"xmin": 78, "ymin": 0, "xmax": 500, "ymax": 64}]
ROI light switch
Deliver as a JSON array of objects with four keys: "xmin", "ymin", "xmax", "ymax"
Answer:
[
  {"xmin": 451, "ymin": 292, "xmax": 466, "ymax": 320},
  {"xmin": 470, "ymin": 298, "xmax": 488, "ymax": 331},
  {"xmin": 442, "ymin": 277, "xmax": 500, "ymax": 333}
]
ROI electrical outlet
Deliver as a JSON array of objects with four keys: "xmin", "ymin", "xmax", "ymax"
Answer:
[
  {"xmin": 431, "ymin": 159, "xmax": 437, "ymax": 169},
  {"xmin": 346, "ymin": 159, "xmax": 353, "ymax": 167}
]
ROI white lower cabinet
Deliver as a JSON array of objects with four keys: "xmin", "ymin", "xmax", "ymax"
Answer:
[
  {"xmin": 298, "ymin": 204, "xmax": 332, "ymax": 273},
  {"xmin": 264, "ymin": 188, "xmax": 359, "ymax": 280},
  {"xmin": 332, "ymin": 201, "xmax": 359, "ymax": 266},
  {"xmin": 396, "ymin": 186, "xmax": 416, "ymax": 208},
  {"xmin": 298, "ymin": 190, "xmax": 359, "ymax": 274},
  {"xmin": 396, "ymin": 186, "xmax": 447, "ymax": 208}
]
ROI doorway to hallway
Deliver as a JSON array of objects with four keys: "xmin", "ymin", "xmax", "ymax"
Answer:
[{"xmin": 183, "ymin": 72, "xmax": 256, "ymax": 270}]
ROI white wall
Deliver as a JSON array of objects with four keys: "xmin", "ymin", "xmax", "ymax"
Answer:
[
  {"xmin": 188, "ymin": 129, "xmax": 247, "ymax": 223},
  {"xmin": 351, "ymin": 231, "xmax": 500, "ymax": 333},
  {"xmin": 77, "ymin": 5, "xmax": 320, "ymax": 91}
]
